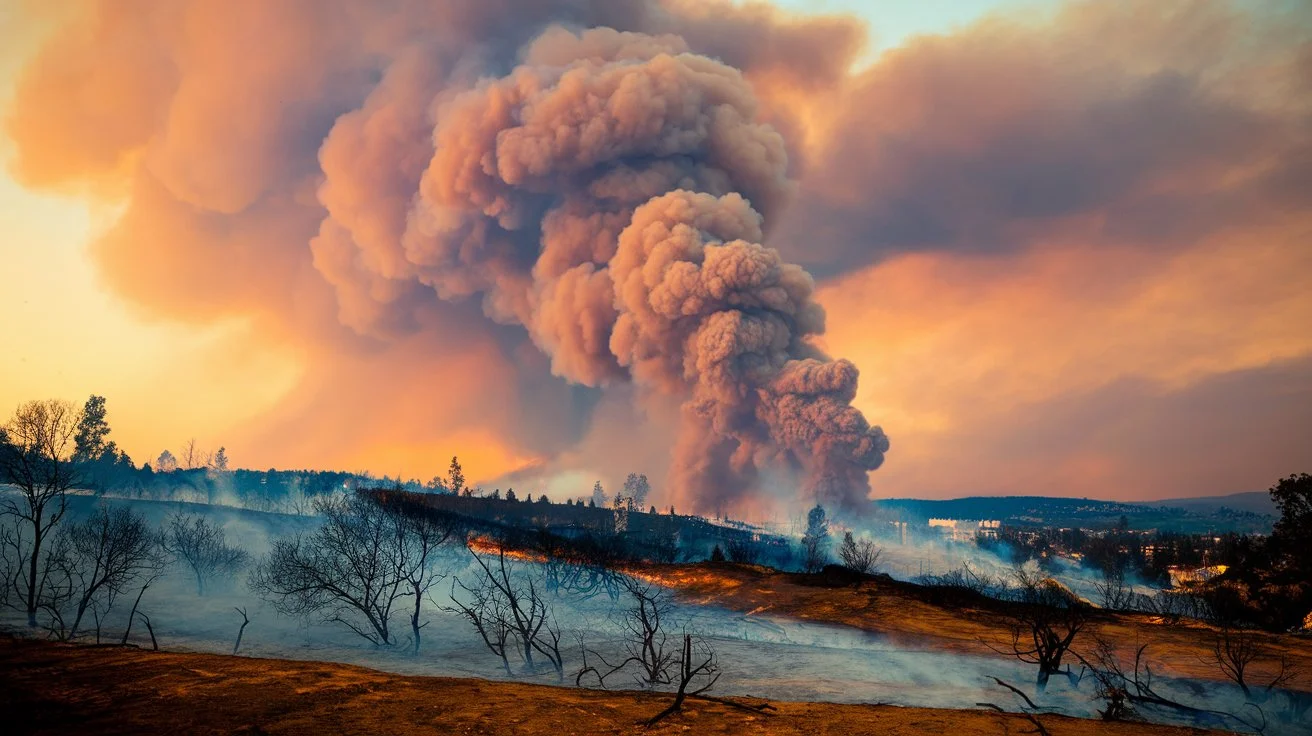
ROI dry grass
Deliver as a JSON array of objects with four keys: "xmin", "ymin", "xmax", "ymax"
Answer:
[{"xmin": 0, "ymin": 637, "xmax": 1222, "ymax": 736}]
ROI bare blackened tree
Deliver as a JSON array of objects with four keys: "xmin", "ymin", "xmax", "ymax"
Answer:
[
  {"xmin": 232, "ymin": 606, "xmax": 250, "ymax": 654},
  {"xmin": 650, "ymin": 529, "xmax": 680, "ymax": 564},
  {"xmin": 645, "ymin": 635, "xmax": 722, "ymax": 726},
  {"xmin": 0, "ymin": 399, "xmax": 82, "ymax": 627},
  {"xmin": 29, "ymin": 533, "xmax": 78, "ymax": 638},
  {"xmin": 447, "ymin": 545, "xmax": 563, "ymax": 678},
  {"xmin": 977, "ymin": 677, "xmax": 1051, "ymax": 736},
  {"xmin": 1133, "ymin": 588, "xmax": 1211, "ymax": 624},
  {"xmin": 395, "ymin": 508, "xmax": 457, "ymax": 654},
  {"xmin": 838, "ymin": 531, "xmax": 882, "ymax": 575},
  {"xmin": 180, "ymin": 438, "xmax": 201, "ymax": 470},
  {"xmin": 992, "ymin": 565, "xmax": 1089, "ymax": 692},
  {"xmin": 575, "ymin": 575, "xmax": 767, "ymax": 726},
  {"xmin": 1093, "ymin": 564, "xmax": 1134, "ymax": 611},
  {"xmin": 544, "ymin": 558, "xmax": 624, "ymax": 602},
  {"xmin": 119, "ymin": 564, "xmax": 167, "ymax": 648},
  {"xmin": 1073, "ymin": 636, "xmax": 1277, "ymax": 732},
  {"xmin": 577, "ymin": 576, "xmax": 677, "ymax": 689},
  {"xmin": 250, "ymin": 494, "xmax": 409, "ymax": 645},
  {"xmin": 1211, "ymin": 626, "xmax": 1296, "ymax": 699},
  {"xmin": 61, "ymin": 505, "xmax": 161, "ymax": 641},
  {"xmin": 160, "ymin": 513, "xmax": 250, "ymax": 595},
  {"xmin": 0, "ymin": 525, "xmax": 13, "ymax": 610},
  {"xmin": 448, "ymin": 569, "xmax": 514, "ymax": 673},
  {"xmin": 724, "ymin": 537, "xmax": 761, "ymax": 565},
  {"xmin": 924, "ymin": 562, "xmax": 1001, "ymax": 597},
  {"xmin": 1073, "ymin": 637, "xmax": 1138, "ymax": 721},
  {"xmin": 137, "ymin": 610, "xmax": 159, "ymax": 650}
]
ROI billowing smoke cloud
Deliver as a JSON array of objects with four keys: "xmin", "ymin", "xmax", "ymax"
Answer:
[
  {"xmin": 5, "ymin": 0, "xmax": 882, "ymax": 513},
  {"xmin": 769, "ymin": 0, "xmax": 1312, "ymax": 276},
  {"xmin": 318, "ymin": 27, "xmax": 887, "ymax": 511},
  {"xmin": 7, "ymin": 0, "xmax": 1309, "ymax": 507}
]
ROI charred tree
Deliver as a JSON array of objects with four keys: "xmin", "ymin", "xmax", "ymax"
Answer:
[
  {"xmin": 232, "ymin": 606, "xmax": 250, "ymax": 655},
  {"xmin": 62, "ymin": 505, "xmax": 161, "ymax": 641},
  {"xmin": 446, "ymin": 544, "xmax": 563, "ymax": 678},
  {"xmin": 1211, "ymin": 625, "xmax": 1296, "ymax": 699},
  {"xmin": 1093, "ymin": 564, "xmax": 1134, "ymax": 611},
  {"xmin": 0, "ymin": 400, "xmax": 82, "ymax": 627},
  {"xmin": 395, "ymin": 507, "xmax": 457, "ymax": 654},
  {"xmin": 576, "ymin": 575, "xmax": 678, "ymax": 689},
  {"xmin": 992, "ymin": 566, "xmax": 1089, "ymax": 692},
  {"xmin": 645, "ymin": 634, "xmax": 722, "ymax": 726},
  {"xmin": 161, "ymin": 513, "xmax": 250, "ymax": 596},
  {"xmin": 250, "ymin": 494, "xmax": 410, "ymax": 645},
  {"xmin": 838, "ymin": 531, "xmax": 881, "ymax": 575}
]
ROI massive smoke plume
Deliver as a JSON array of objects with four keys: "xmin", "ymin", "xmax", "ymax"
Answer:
[
  {"xmin": 319, "ymin": 27, "xmax": 888, "ymax": 511},
  {"xmin": 5, "ymin": 0, "xmax": 886, "ymax": 513},
  {"xmin": 7, "ymin": 0, "xmax": 1309, "ymax": 504}
]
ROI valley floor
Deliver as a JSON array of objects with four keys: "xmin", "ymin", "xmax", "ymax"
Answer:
[{"xmin": 0, "ymin": 636, "xmax": 1221, "ymax": 736}]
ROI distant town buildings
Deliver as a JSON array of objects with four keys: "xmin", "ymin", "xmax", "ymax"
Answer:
[
  {"xmin": 928, "ymin": 518, "xmax": 1000, "ymax": 543},
  {"xmin": 1168, "ymin": 564, "xmax": 1228, "ymax": 589}
]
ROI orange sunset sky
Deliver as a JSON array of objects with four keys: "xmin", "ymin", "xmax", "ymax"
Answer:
[{"xmin": 1, "ymin": 0, "xmax": 1309, "ymax": 506}]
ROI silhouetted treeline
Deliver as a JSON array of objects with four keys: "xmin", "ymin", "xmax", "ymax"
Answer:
[
  {"xmin": 93, "ymin": 465, "xmax": 359, "ymax": 511},
  {"xmin": 366, "ymin": 488, "xmax": 792, "ymax": 567}
]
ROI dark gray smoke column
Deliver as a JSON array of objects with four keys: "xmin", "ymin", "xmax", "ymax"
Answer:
[{"xmin": 365, "ymin": 27, "xmax": 889, "ymax": 512}]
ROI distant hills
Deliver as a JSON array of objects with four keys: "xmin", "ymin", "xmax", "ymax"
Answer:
[
  {"xmin": 875, "ymin": 492, "xmax": 1275, "ymax": 535},
  {"xmin": 1144, "ymin": 491, "xmax": 1277, "ymax": 517}
]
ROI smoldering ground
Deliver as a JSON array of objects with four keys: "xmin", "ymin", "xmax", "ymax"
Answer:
[{"xmin": 2, "ymin": 493, "xmax": 1303, "ymax": 734}]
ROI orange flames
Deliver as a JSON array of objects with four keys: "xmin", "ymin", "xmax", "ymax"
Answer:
[{"xmin": 464, "ymin": 535, "xmax": 548, "ymax": 564}]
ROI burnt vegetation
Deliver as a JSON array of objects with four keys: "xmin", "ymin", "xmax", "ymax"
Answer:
[
  {"xmin": 445, "ymin": 545, "xmax": 564, "ymax": 678},
  {"xmin": 2, "ymin": 395, "xmax": 1310, "ymax": 733},
  {"xmin": 160, "ymin": 512, "xmax": 249, "ymax": 596}
]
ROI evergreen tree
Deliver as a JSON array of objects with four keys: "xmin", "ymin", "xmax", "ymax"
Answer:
[
  {"xmin": 802, "ymin": 504, "xmax": 830, "ymax": 573},
  {"xmin": 447, "ymin": 456, "xmax": 465, "ymax": 496},
  {"xmin": 212, "ymin": 446, "xmax": 230, "ymax": 472},
  {"xmin": 591, "ymin": 480, "xmax": 607, "ymax": 508},
  {"xmin": 72, "ymin": 394, "xmax": 111, "ymax": 462}
]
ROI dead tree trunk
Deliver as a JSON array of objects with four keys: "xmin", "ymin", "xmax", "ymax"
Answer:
[
  {"xmin": 233, "ymin": 606, "xmax": 250, "ymax": 655},
  {"xmin": 646, "ymin": 635, "xmax": 720, "ymax": 726},
  {"xmin": 138, "ymin": 612, "xmax": 158, "ymax": 651},
  {"xmin": 119, "ymin": 578, "xmax": 155, "ymax": 646}
]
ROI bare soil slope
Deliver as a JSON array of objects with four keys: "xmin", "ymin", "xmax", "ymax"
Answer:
[
  {"xmin": 0, "ymin": 637, "xmax": 1220, "ymax": 736},
  {"xmin": 641, "ymin": 563, "xmax": 1312, "ymax": 689}
]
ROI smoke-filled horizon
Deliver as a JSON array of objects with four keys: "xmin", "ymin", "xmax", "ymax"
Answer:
[{"xmin": 3, "ymin": 0, "xmax": 1310, "ymax": 510}]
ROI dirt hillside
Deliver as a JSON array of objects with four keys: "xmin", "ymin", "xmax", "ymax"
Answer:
[
  {"xmin": 638, "ymin": 563, "xmax": 1312, "ymax": 689},
  {"xmin": 0, "ymin": 636, "xmax": 1223, "ymax": 736}
]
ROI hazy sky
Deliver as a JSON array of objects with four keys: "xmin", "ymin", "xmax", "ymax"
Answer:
[{"xmin": 1, "ymin": 0, "xmax": 1308, "ymax": 505}]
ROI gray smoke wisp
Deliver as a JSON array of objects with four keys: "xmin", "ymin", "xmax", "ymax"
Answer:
[{"xmin": 318, "ymin": 27, "xmax": 888, "ymax": 512}]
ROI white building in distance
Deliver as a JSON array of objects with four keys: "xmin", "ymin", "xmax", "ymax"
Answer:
[{"xmin": 928, "ymin": 518, "xmax": 1001, "ymax": 543}]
